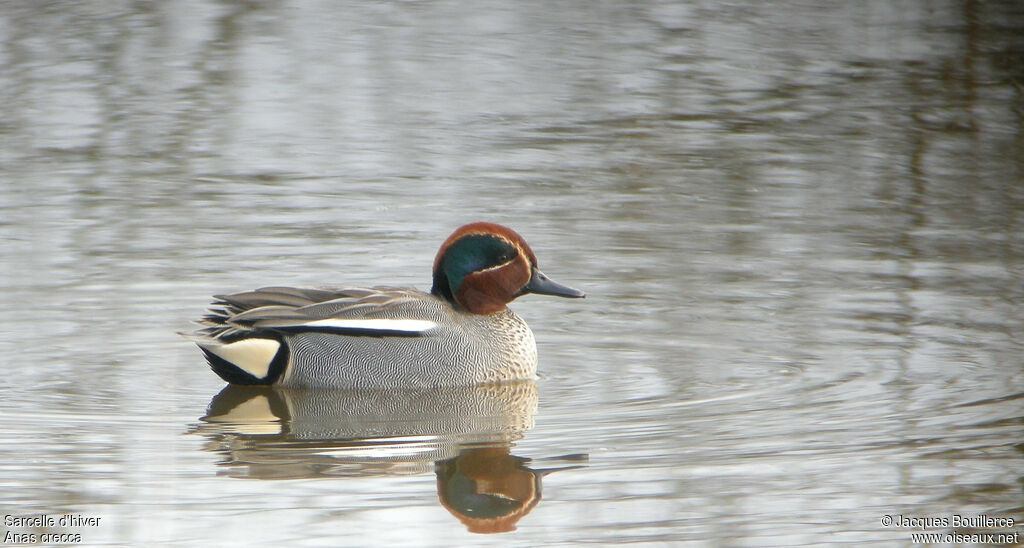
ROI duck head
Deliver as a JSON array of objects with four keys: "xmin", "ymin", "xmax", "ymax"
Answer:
[{"xmin": 431, "ymin": 222, "xmax": 585, "ymax": 314}]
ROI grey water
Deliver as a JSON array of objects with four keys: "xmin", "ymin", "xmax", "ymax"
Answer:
[{"xmin": 2, "ymin": 1, "xmax": 1023, "ymax": 545}]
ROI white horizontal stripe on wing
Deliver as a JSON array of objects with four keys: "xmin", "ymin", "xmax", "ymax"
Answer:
[{"xmin": 302, "ymin": 318, "xmax": 437, "ymax": 334}]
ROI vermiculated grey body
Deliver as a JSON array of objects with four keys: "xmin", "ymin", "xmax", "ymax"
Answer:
[
  {"xmin": 191, "ymin": 286, "xmax": 538, "ymax": 389},
  {"xmin": 281, "ymin": 307, "xmax": 537, "ymax": 389}
]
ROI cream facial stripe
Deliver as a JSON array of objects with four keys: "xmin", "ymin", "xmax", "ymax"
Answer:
[{"xmin": 478, "ymin": 256, "xmax": 518, "ymax": 273}]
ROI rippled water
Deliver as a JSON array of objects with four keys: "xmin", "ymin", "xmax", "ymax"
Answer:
[{"xmin": 2, "ymin": 1, "xmax": 1023, "ymax": 545}]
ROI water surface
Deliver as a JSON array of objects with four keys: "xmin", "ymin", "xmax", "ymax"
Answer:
[{"xmin": 1, "ymin": 1, "xmax": 1023, "ymax": 545}]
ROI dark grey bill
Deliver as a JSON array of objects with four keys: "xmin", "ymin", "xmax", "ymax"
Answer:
[{"xmin": 522, "ymin": 269, "xmax": 585, "ymax": 298}]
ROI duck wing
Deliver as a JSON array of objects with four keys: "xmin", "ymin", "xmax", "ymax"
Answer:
[{"xmin": 196, "ymin": 286, "xmax": 440, "ymax": 340}]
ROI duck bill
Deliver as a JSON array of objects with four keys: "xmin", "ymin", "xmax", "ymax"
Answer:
[{"xmin": 522, "ymin": 268, "xmax": 585, "ymax": 298}]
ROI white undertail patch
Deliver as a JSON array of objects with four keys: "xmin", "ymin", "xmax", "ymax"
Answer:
[{"xmin": 204, "ymin": 338, "xmax": 281, "ymax": 379}]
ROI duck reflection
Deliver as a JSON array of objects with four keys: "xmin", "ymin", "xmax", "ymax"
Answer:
[
  {"xmin": 193, "ymin": 380, "xmax": 586, "ymax": 533},
  {"xmin": 436, "ymin": 447, "xmax": 562, "ymax": 534}
]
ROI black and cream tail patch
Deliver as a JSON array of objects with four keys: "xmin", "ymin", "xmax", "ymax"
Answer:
[{"xmin": 199, "ymin": 337, "xmax": 289, "ymax": 385}]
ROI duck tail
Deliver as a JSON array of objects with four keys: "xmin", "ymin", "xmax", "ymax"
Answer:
[{"xmin": 181, "ymin": 332, "xmax": 289, "ymax": 385}]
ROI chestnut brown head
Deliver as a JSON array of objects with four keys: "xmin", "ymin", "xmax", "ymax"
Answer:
[{"xmin": 431, "ymin": 222, "xmax": 584, "ymax": 314}]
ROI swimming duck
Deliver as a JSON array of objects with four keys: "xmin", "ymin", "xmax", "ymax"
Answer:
[{"xmin": 188, "ymin": 222, "xmax": 584, "ymax": 389}]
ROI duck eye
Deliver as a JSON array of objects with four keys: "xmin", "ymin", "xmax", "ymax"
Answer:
[{"xmin": 497, "ymin": 250, "xmax": 515, "ymax": 264}]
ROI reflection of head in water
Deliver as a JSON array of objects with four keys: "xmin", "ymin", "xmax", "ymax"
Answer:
[{"xmin": 435, "ymin": 447, "xmax": 543, "ymax": 534}]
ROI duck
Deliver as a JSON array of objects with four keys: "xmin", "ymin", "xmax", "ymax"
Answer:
[{"xmin": 187, "ymin": 222, "xmax": 584, "ymax": 389}]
